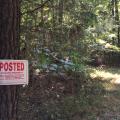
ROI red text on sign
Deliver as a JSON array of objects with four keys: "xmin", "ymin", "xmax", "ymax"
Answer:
[{"xmin": 0, "ymin": 62, "xmax": 24, "ymax": 71}]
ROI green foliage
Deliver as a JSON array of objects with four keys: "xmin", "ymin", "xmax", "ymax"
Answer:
[
  {"xmin": 32, "ymin": 48, "xmax": 86, "ymax": 74},
  {"xmin": 19, "ymin": 1, "xmax": 120, "ymax": 120},
  {"xmin": 20, "ymin": 0, "xmax": 120, "ymax": 71}
]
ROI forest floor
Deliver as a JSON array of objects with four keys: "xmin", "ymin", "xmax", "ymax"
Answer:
[
  {"xmin": 18, "ymin": 66, "xmax": 120, "ymax": 120},
  {"xmin": 88, "ymin": 67, "xmax": 120, "ymax": 120}
]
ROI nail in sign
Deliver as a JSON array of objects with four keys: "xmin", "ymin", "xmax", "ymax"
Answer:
[{"xmin": 0, "ymin": 60, "xmax": 28, "ymax": 85}]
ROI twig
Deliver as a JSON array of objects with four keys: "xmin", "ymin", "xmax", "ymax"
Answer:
[{"xmin": 22, "ymin": 0, "xmax": 51, "ymax": 15}]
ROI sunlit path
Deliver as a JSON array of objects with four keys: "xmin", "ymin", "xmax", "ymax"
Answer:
[{"xmin": 88, "ymin": 67, "xmax": 120, "ymax": 119}]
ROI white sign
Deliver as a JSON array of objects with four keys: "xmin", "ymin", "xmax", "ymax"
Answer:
[{"xmin": 0, "ymin": 60, "xmax": 28, "ymax": 85}]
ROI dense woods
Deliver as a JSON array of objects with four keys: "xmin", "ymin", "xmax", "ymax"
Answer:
[
  {"xmin": 0, "ymin": 0, "xmax": 120, "ymax": 120},
  {"xmin": 21, "ymin": 0, "xmax": 120, "ymax": 67}
]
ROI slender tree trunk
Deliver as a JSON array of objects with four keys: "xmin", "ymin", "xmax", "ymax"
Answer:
[
  {"xmin": 111, "ymin": 0, "xmax": 120, "ymax": 46},
  {"xmin": 58, "ymin": 0, "xmax": 63, "ymax": 43},
  {"xmin": 114, "ymin": 0, "xmax": 120, "ymax": 46},
  {"xmin": 111, "ymin": 0, "xmax": 115, "ymax": 17},
  {"xmin": 0, "ymin": 0, "xmax": 20, "ymax": 120}
]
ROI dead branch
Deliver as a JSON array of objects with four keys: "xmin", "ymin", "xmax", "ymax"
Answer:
[{"xmin": 22, "ymin": 0, "xmax": 51, "ymax": 15}]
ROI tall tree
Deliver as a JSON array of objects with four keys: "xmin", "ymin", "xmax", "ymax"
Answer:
[
  {"xmin": 0, "ymin": 0, "xmax": 20, "ymax": 120},
  {"xmin": 111, "ymin": 0, "xmax": 120, "ymax": 46},
  {"xmin": 114, "ymin": 0, "xmax": 120, "ymax": 46}
]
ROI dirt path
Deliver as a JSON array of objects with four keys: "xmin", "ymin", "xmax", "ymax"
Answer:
[{"xmin": 89, "ymin": 67, "xmax": 120, "ymax": 120}]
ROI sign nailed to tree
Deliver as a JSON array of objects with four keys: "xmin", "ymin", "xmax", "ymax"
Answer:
[{"xmin": 0, "ymin": 60, "xmax": 28, "ymax": 85}]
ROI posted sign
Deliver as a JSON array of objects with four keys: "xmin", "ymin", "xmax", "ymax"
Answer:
[{"xmin": 0, "ymin": 60, "xmax": 28, "ymax": 85}]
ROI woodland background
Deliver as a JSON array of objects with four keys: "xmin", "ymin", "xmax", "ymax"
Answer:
[{"xmin": 19, "ymin": 0, "xmax": 120, "ymax": 120}]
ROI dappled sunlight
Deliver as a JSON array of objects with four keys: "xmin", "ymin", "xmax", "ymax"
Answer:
[
  {"xmin": 112, "ymin": 78, "xmax": 120, "ymax": 84},
  {"xmin": 89, "ymin": 67, "xmax": 120, "ymax": 91},
  {"xmin": 102, "ymin": 82, "xmax": 117, "ymax": 91},
  {"xmin": 90, "ymin": 69, "xmax": 120, "ymax": 82}
]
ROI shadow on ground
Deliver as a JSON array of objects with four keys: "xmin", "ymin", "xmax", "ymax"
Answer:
[
  {"xmin": 88, "ymin": 67, "xmax": 120, "ymax": 120},
  {"xmin": 18, "ymin": 67, "xmax": 120, "ymax": 120}
]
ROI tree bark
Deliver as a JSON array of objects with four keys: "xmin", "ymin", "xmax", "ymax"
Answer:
[{"xmin": 0, "ymin": 0, "xmax": 20, "ymax": 120}]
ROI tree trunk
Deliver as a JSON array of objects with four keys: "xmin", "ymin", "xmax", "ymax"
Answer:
[
  {"xmin": 0, "ymin": 0, "xmax": 20, "ymax": 120},
  {"xmin": 114, "ymin": 0, "xmax": 120, "ymax": 46},
  {"xmin": 111, "ymin": 0, "xmax": 120, "ymax": 46}
]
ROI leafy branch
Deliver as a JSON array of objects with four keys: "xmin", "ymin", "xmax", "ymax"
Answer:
[{"xmin": 22, "ymin": 0, "xmax": 52, "ymax": 15}]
